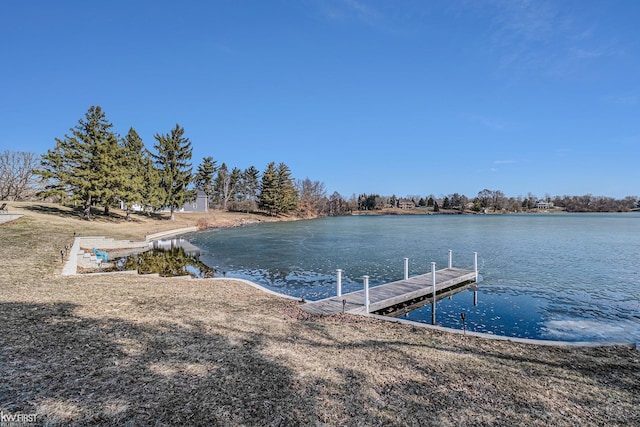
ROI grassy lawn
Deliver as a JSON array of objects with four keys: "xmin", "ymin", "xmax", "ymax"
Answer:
[{"xmin": 1, "ymin": 203, "xmax": 638, "ymax": 426}]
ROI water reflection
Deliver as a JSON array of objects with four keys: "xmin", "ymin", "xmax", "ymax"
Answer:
[{"xmin": 117, "ymin": 246, "xmax": 215, "ymax": 278}]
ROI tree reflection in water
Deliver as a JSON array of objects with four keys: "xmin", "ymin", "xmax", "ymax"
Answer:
[{"xmin": 119, "ymin": 248, "xmax": 216, "ymax": 278}]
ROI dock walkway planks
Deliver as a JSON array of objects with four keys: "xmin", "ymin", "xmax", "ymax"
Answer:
[{"xmin": 301, "ymin": 267, "xmax": 477, "ymax": 316}]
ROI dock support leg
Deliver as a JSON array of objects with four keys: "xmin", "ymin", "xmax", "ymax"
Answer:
[
  {"xmin": 474, "ymin": 252, "xmax": 478, "ymax": 282},
  {"xmin": 403, "ymin": 257, "xmax": 409, "ymax": 280},
  {"xmin": 336, "ymin": 269, "xmax": 342, "ymax": 297},
  {"xmin": 431, "ymin": 262, "xmax": 436, "ymax": 325},
  {"xmin": 448, "ymin": 250, "xmax": 452, "ymax": 269},
  {"xmin": 363, "ymin": 275, "xmax": 370, "ymax": 313}
]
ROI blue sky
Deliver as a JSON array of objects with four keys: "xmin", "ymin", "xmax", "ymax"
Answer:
[{"xmin": 1, "ymin": 0, "xmax": 638, "ymax": 199}]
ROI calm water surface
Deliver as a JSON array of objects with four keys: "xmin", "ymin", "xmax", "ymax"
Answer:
[{"xmin": 187, "ymin": 213, "xmax": 640, "ymax": 342}]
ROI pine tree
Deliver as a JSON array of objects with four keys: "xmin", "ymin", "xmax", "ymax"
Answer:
[
  {"xmin": 140, "ymin": 154, "xmax": 164, "ymax": 214},
  {"xmin": 276, "ymin": 162, "xmax": 298, "ymax": 214},
  {"xmin": 258, "ymin": 162, "xmax": 279, "ymax": 215},
  {"xmin": 119, "ymin": 128, "xmax": 147, "ymax": 220},
  {"xmin": 36, "ymin": 106, "xmax": 121, "ymax": 220},
  {"xmin": 213, "ymin": 163, "xmax": 230, "ymax": 210},
  {"xmin": 194, "ymin": 156, "xmax": 217, "ymax": 199},
  {"xmin": 152, "ymin": 124, "xmax": 194, "ymax": 221},
  {"xmin": 242, "ymin": 166, "xmax": 260, "ymax": 203},
  {"xmin": 229, "ymin": 167, "xmax": 243, "ymax": 202}
]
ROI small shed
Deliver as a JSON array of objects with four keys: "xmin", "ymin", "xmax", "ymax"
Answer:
[{"xmin": 181, "ymin": 190, "xmax": 209, "ymax": 213}]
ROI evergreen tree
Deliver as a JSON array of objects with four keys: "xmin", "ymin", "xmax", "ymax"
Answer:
[
  {"xmin": 119, "ymin": 128, "xmax": 147, "ymax": 220},
  {"xmin": 194, "ymin": 156, "xmax": 217, "ymax": 200},
  {"xmin": 442, "ymin": 196, "xmax": 451, "ymax": 209},
  {"xmin": 213, "ymin": 163, "xmax": 231, "ymax": 210},
  {"xmin": 242, "ymin": 166, "xmax": 260, "ymax": 202},
  {"xmin": 140, "ymin": 153, "xmax": 164, "ymax": 214},
  {"xmin": 229, "ymin": 167, "xmax": 243, "ymax": 202},
  {"xmin": 258, "ymin": 162, "xmax": 279, "ymax": 215},
  {"xmin": 357, "ymin": 194, "xmax": 367, "ymax": 210},
  {"xmin": 433, "ymin": 200, "xmax": 440, "ymax": 212},
  {"xmin": 36, "ymin": 106, "xmax": 121, "ymax": 220},
  {"xmin": 152, "ymin": 124, "xmax": 194, "ymax": 221},
  {"xmin": 276, "ymin": 162, "xmax": 298, "ymax": 214}
]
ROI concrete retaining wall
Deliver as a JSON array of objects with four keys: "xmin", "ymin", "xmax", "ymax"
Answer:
[
  {"xmin": 0, "ymin": 214, "xmax": 23, "ymax": 224},
  {"xmin": 62, "ymin": 237, "xmax": 81, "ymax": 276},
  {"xmin": 62, "ymin": 227, "xmax": 199, "ymax": 276},
  {"xmin": 78, "ymin": 236, "xmax": 151, "ymax": 250},
  {"xmin": 146, "ymin": 227, "xmax": 198, "ymax": 241}
]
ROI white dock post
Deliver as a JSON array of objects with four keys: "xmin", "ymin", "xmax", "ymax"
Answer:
[
  {"xmin": 448, "ymin": 250, "xmax": 453, "ymax": 269},
  {"xmin": 336, "ymin": 269, "xmax": 342, "ymax": 297},
  {"xmin": 474, "ymin": 252, "xmax": 478, "ymax": 282},
  {"xmin": 431, "ymin": 262, "xmax": 437, "ymax": 325},
  {"xmin": 363, "ymin": 275, "xmax": 370, "ymax": 313},
  {"xmin": 403, "ymin": 257, "xmax": 409, "ymax": 280}
]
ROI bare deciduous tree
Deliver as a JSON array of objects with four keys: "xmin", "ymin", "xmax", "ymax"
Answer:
[
  {"xmin": 297, "ymin": 178, "xmax": 326, "ymax": 216},
  {"xmin": 0, "ymin": 150, "xmax": 39, "ymax": 200}
]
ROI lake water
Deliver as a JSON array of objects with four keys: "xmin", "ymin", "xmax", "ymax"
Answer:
[{"xmin": 186, "ymin": 213, "xmax": 640, "ymax": 343}]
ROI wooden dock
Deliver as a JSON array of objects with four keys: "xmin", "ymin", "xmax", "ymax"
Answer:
[{"xmin": 301, "ymin": 267, "xmax": 477, "ymax": 316}]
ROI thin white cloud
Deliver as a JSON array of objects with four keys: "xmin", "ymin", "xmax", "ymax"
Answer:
[
  {"xmin": 343, "ymin": 0, "xmax": 380, "ymax": 21},
  {"xmin": 490, "ymin": 0, "xmax": 558, "ymax": 43},
  {"xmin": 494, "ymin": 160, "xmax": 516, "ymax": 164},
  {"xmin": 482, "ymin": 0, "xmax": 624, "ymax": 79},
  {"xmin": 465, "ymin": 113, "xmax": 521, "ymax": 131},
  {"xmin": 310, "ymin": 0, "xmax": 425, "ymax": 35},
  {"xmin": 604, "ymin": 95, "xmax": 638, "ymax": 106},
  {"xmin": 313, "ymin": 0, "xmax": 382, "ymax": 26}
]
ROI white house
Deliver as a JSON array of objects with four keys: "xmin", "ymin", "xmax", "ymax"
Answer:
[{"xmin": 533, "ymin": 200, "xmax": 554, "ymax": 209}]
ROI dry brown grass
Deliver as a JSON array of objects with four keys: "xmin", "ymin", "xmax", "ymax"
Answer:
[{"xmin": 1, "ymin": 203, "xmax": 639, "ymax": 426}]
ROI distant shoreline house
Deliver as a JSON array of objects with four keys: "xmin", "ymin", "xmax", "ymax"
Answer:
[
  {"xmin": 398, "ymin": 198, "xmax": 416, "ymax": 209},
  {"xmin": 534, "ymin": 200, "xmax": 554, "ymax": 209}
]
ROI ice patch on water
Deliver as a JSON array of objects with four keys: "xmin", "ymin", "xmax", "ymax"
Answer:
[{"xmin": 542, "ymin": 319, "xmax": 640, "ymax": 343}]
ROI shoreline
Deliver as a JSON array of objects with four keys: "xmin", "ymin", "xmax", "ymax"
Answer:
[
  {"xmin": 73, "ymin": 226, "xmax": 637, "ymax": 349},
  {"xmin": 52, "ymin": 204, "xmax": 640, "ymax": 347},
  {"xmin": 212, "ymin": 276, "xmax": 637, "ymax": 349},
  {"xmin": 3, "ymin": 202, "xmax": 639, "ymax": 425}
]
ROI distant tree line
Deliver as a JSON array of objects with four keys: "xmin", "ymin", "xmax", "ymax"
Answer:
[
  {"xmin": 3, "ymin": 106, "xmax": 638, "ymax": 218},
  {"xmin": 323, "ymin": 189, "xmax": 639, "ymax": 215},
  {"xmin": 550, "ymin": 194, "xmax": 638, "ymax": 213}
]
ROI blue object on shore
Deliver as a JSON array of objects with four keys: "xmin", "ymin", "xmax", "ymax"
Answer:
[{"xmin": 93, "ymin": 248, "xmax": 108, "ymax": 262}]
